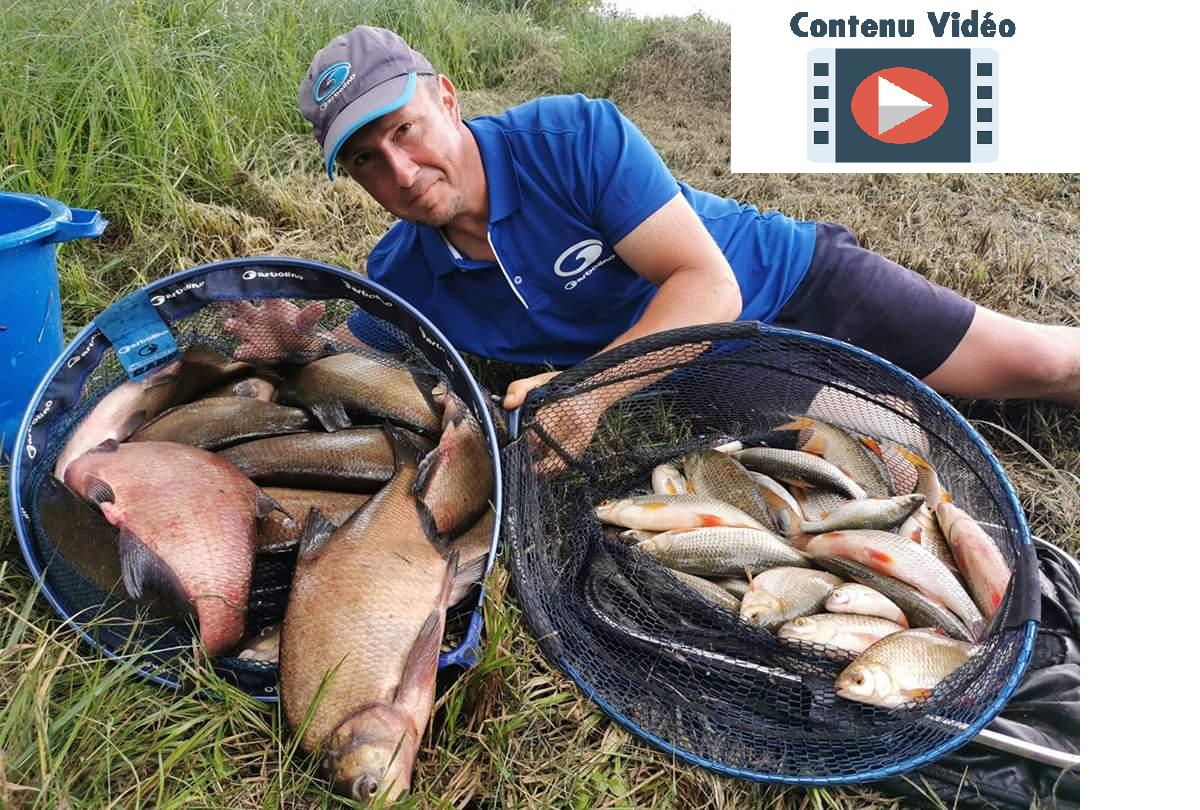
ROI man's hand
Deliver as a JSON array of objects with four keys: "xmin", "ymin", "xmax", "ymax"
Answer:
[
  {"xmin": 221, "ymin": 299, "xmax": 328, "ymax": 363},
  {"xmin": 502, "ymin": 370, "xmax": 600, "ymax": 477},
  {"xmin": 528, "ymin": 397, "xmax": 603, "ymax": 478},
  {"xmin": 502, "ymin": 370, "xmax": 560, "ymax": 410}
]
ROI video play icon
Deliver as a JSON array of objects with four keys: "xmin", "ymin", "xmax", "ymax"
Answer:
[
  {"xmin": 807, "ymin": 48, "xmax": 997, "ymax": 163},
  {"xmin": 850, "ymin": 67, "xmax": 949, "ymax": 144}
]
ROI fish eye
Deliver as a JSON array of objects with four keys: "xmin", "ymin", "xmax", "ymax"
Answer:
[
  {"xmin": 854, "ymin": 674, "xmax": 865, "ymax": 685},
  {"xmin": 352, "ymin": 774, "xmax": 381, "ymax": 801}
]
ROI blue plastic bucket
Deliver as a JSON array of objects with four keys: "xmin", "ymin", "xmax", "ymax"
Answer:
[{"xmin": 0, "ymin": 192, "xmax": 107, "ymax": 460}]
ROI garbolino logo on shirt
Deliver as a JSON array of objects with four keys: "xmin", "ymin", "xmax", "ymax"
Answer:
[{"xmin": 554, "ymin": 239, "xmax": 616, "ymax": 291}]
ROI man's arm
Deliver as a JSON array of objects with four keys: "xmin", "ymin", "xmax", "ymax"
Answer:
[
  {"xmin": 503, "ymin": 191, "xmax": 741, "ymax": 408},
  {"xmin": 505, "ymin": 192, "xmax": 741, "ymax": 475}
]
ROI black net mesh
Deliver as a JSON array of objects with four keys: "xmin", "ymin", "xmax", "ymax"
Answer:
[
  {"xmin": 506, "ymin": 322, "xmax": 1033, "ymax": 782},
  {"xmin": 12, "ymin": 259, "xmax": 499, "ymax": 698}
]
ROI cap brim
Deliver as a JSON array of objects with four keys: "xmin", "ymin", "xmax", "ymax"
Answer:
[{"xmin": 322, "ymin": 70, "xmax": 421, "ymax": 180}]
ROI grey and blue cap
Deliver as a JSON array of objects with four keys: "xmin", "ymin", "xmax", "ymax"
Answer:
[{"xmin": 298, "ymin": 26, "xmax": 435, "ymax": 179}]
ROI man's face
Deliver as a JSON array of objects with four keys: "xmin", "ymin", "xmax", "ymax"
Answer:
[{"xmin": 337, "ymin": 76, "xmax": 468, "ymax": 227}]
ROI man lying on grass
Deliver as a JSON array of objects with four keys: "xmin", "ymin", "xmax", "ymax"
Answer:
[{"xmin": 227, "ymin": 25, "xmax": 1079, "ymax": 465}]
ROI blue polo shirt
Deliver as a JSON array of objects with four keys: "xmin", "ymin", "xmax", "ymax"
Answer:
[{"xmin": 350, "ymin": 94, "xmax": 815, "ymax": 367}]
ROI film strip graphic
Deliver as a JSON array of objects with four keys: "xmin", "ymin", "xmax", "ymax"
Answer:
[{"xmin": 808, "ymin": 48, "xmax": 998, "ymax": 163}]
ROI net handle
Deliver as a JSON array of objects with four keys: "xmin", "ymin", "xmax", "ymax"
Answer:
[
  {"xmin": 932, "ymin": 531, "xmax": 1079, "ymax": 771},
  {"xmin": 923, "ymin": 716, "xmax": 1081, "ymax": 771}
]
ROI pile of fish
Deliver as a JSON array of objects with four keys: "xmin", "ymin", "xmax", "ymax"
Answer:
[
  {"xmin": 594, "ymin": 412, "xmax": 1011, "ymax": 710},
  {"xmin": 48, "ymin": 344, "xmax": 495, "ymax": 803}
]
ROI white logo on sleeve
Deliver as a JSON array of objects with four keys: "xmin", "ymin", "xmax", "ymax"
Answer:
[{"xmin": 553, "ymin": 239, "xmax": 616, "ymax": 291}]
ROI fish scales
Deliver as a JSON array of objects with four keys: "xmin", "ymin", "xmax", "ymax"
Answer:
[
  {"xmin": 53, "ymin": 346, "xmax": 252, "ymax": 480},
  {"xmin": 835, "ymin": 628, "xmax": 977, "ymax": 708},
  {"xmin": 594, "ymin": 494, "xmax": 772, "ymax": 533},
  {"xmin": 257, "ymin": 489, "xmax": 369, "ymax": 551},
  {"xmin": 682, "ymin": 450, "xmax": 776, "ymax": 530},
  {"xmin": 775, "ymin": 416, "xmax": 890, "ymax": 497},
  {"xmin": 637, "ymin": 527, "xmax": 810, "ymax": 576},
  {"xmin": 779, "ymin": 613, "xmax": 906, "ymax": 655},
  {"xmin": 276, "ymin": 352, "xmax": 442, "ymax": 435},
  {"xmin": 280, "ymin": 430, "xmax": 454, "ymax": 800},
  {"xmin": 218, "ymin": 428, "xmax": 410, "ymax": 493},
  {"xmin": 806, "ymin": 530, "xmax": 983, "ymax": 632},
  {"xmin": 936, "ymin": 502, "xmax": 1012, "ymax": 618},
  {"xmin": 811, "ymin": 555, "xmax": 975, "ymax": 641},
  {"xmin": 413, "ymin": 387, "xmax": 493, "ymax": 542},
  {"xmin": 735, "ymin": 447, "xmax": 867, "ymax": 500},
  {"xmin": 129, "ymin": 397, "xmax": 313, "ymax": 449},
  {"xmin": 798, "ymin": 494, "xmax": 925, "ymax": 534},
  {"xmin": 825, "ymin": 583, "xmax": 909, "ymax": 627},
  {"xmin": 61, "ymin": 440, "xmax": 273, "ymax": 655},
  {"xmin": 741, "ymin": 567, "xmax": 843, "ymax": 629}
]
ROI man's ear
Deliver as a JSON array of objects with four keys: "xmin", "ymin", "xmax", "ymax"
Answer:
[{"xmin": 436, "ymin": 74, "xmax": 460, "ymax": 118}]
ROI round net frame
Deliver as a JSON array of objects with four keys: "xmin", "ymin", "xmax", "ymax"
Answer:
[
  {"xmin": 9, "ymin": 257, "xmax": 502, "ymax": 701},
  {"xmin": 505, "ymin": 321, "xmax": 1038, "ymax": 784}
]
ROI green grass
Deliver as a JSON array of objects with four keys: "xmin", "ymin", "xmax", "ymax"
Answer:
[{"xmin": 1, "ymin": 1, "xmax": 1078, "ymax": 806}]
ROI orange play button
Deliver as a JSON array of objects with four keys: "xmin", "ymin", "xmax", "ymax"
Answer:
[{"xmin": 850, "ymin": 67, "xmax": 949, "ymax": 144}]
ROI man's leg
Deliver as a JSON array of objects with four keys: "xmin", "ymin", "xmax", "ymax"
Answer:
[
  {"xmin": 773, "ymin": 223, "xmax": 1079, "ymax": 406},
  {"xmin": 921, "ymin": 307, "xmax": 1079, "ymax": 405}
]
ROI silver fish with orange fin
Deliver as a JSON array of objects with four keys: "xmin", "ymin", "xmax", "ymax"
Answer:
[
  {"xmin": 682, "ymin": 449, "xmax": 775, "ymax": 530},
  {"xmin": 666, "ymin": 570, "xmax": 742, "ymax": 613},
  {"xmin": 735, "ymin": 447, "xmax": 867, "ymax": 500},
  {"xmin": 805, "ymin": 530, "xmax": 984, "ymax": 633},
  {"xmin": 747, "ymin": 471, "xmax": 807, "ymax": 539},
  {"xmin": 637, "ymin": 527, "xmax": 811, "ymax": 575},
  {"xmin": 779, "ymin": 613, "xmax": 906, "ymax": 656},
  {"xmin": 813, "ymin": 555, "xmax": 974, "ymax": 641},
  {"xmin": 797, "ymin": 494, "xmax": 925, "ymax": 534},
  {"xmin": 739, "ymin": 567, "xmax": 843, "ymax": 630},
  {"xmin": 858, "ymin": 436, "xmax": 918, "ymax": 496},
  {"xmin": 789, "ymin": 484, "xmax": 854, "ymax": 525},
  {"xmin": 834, "ymin": 628, "xmax": 977, "ymax": 709},
  {"xmin": 882, "ymin": 447, "xmax": 958, "ymax": 570},
  {"xmin": 891, "ymin": 446, "xmax": 953, "ymax": 507},
  {"xmin": 651, "ymin": 464, "xmax": 688, "ymax": 496},
  {"xmin": 824, "ymin": 583, "xmax": 910, "ymax": 627},
  {"xmin": 594, "ymin": 494, "xmax": 772, "ymax": 533},
  {"xmin": 773, "ymin": 415, "xmax": 890, "ymax": 497},
  {"xmin": 897, "ymin": 505, "xmax": 960, "ymax": 575},
  {"xmin": 936, "ymin": 502, "xmax": 1012, "ymax": 619},
  {"xmin": 807, "ymin": 385, "xmax": 931, "ymax": 455}
]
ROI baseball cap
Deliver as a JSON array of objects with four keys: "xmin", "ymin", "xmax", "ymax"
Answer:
[{"xmin": 298, "ymin": 26, "xmax": 436, "ymax": 179}]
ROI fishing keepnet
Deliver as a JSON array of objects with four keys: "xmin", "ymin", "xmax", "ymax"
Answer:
[
  {"xmin": 9, "ymin": 257, "xmax": 503, "ymax": 700},
  {"xmin": 505, "ymin": 321, "xmax": 1040, "ymax": 783}
]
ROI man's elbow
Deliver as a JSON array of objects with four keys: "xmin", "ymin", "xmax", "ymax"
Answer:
[{"xmin": 714, "ymin": 272, "xmax": 743, "ymax": 321}]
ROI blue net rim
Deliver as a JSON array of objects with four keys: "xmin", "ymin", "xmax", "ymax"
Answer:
[
  {"xmin": 8, "ymin": 256, "xmax": 504, "ymax": 701},
  {"xmin": 509, "ymin": 320, "xmax": 1040, "ymax": 783}
]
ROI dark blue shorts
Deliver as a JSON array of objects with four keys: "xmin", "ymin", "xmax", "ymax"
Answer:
[{"xmin": 771, "ymin": 222, "xmax": 977, "ymax": 380}]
